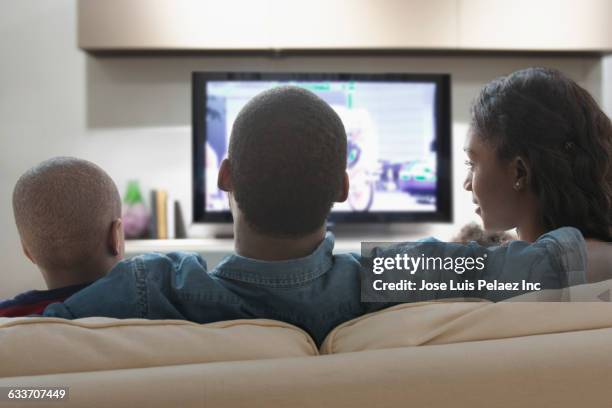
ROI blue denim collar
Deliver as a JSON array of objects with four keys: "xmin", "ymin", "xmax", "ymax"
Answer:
[{"xmin": 210, "ymin": 232, "xmax": 335, "ymax": 287}]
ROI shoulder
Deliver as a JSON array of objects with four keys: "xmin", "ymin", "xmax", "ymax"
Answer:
[
  {"xmin": 0, "ymin": 291, "xmax": 34, "ymax": 308},
  {"xmin": 494, "ymin": 227, "xmax": 584, "ymax": 255},
  {"xmin": 496, "ymin": 227, "xmax": 587, "ymax": 286},
  {"xmin": 535, "ymin": 226, "xmax": 585, "ymax": 248},
  {"xmin": 534, "ymin": 227, "xmax": 587, "ymax": 278}
]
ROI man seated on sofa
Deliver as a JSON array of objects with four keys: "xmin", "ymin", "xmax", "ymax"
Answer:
[
  {"xmin": 43, "ymin": 86, "xmax": 589, "ymax": 345},
  {"xmin": 0, "ymin": 157, "xmax": 124, "ymax": 317}
]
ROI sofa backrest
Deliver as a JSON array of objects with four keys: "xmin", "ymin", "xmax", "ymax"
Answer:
[
  {"xmin": 0, "ymin": 317, "xmax": 318, "ymax": 378},
  {"xmin": 3, "ymin": 325, "xmax": 612, "ymax": 408},
  {"xmin": 321, "ymin": 281, "xmax": 612, "ymax": 354}
]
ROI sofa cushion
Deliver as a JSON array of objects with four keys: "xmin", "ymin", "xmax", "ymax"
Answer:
[
  {"xmin": 4, "ymin": 327, "xmax": 612, "ymax": 407},
  {"xmin": 0, "ymin": 317, "xmax": 318, "ymax": 377},
  {"xmin": 321, "ymin": 282, "xmax": 612, "ymax": 354}
]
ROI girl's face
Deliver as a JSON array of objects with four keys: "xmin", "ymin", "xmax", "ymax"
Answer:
[{"xmin": 463, "ymin": 129, "xmax": 524, "ymax": 232}]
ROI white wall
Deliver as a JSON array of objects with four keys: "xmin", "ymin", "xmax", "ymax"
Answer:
[{"xmin": 0, "ymin": 0, "xmax": 604, "ymax": 297}]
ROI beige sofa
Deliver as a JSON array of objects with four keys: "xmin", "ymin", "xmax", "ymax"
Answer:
[{"xmin": 1, "ymin": 280, "xmax": 612, "ymax": 408}]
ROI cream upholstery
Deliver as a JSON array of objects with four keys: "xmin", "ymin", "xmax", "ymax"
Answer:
[
  {"xmin": 2, "ymin": 327, "xmax": 612, "ymax": 407},
  {"xmin": 321, "ymin": 299, "xmax": 612, "ymax": 353},
  {"xmin": 2, "ymin": 284, "xmax": 612, "ymax": 407},
  {"xmin": 0, "ymin": 317, "xmax": 317, "ymax": 377}
]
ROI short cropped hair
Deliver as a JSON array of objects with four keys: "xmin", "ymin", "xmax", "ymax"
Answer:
[
  {"xmin": 228, "ymin": 86, "xmax": 347, "ymax": 237},
  {"xmin": 13, "ymin": 157, "xmax": 121, "ymax": 272},
  {"xmin": 471, "ymin": 67, "xmax": 612, "ymax": 241}
]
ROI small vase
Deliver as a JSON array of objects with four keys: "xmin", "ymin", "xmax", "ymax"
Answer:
[{"xmin": 122, "ymin": 180, "xmax": 150, "ymax": 239}]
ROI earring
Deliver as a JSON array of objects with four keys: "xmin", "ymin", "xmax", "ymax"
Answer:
[{"xmin": 514, "ymin": 181, "xmax": 521, "ymax": 190}]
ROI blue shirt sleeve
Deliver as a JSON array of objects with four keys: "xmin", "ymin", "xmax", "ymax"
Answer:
[
  {"xmin": 43, "ymin": 252, "xmax": 208, "ymax": 319},
  {"xmin": 473, "ymin": 226, "xmax": 587, "ymax": 291},
  {"xmin": 368, "ymin": 227, "xmax": 587, "ymax": 302}
]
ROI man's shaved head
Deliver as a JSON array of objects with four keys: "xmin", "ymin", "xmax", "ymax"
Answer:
[
  {"xmin": 228, "ymin": 86, "xmax": 347, "ymax": 237},
  {"xmin": 13, "ymin": 157, "xmax": 121, "ymax": 275}
]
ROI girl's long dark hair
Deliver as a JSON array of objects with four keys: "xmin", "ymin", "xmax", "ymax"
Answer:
[{"xmin": 471, "ymin": 67, "xmax": 612, "ymax": 241}]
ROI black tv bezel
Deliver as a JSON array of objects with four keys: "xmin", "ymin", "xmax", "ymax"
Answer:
[{"xmin": 193, "ymin": 71, "xmax": 452, "ymax": 224}]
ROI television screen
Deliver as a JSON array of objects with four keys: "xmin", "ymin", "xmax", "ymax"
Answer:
[{"xmin": 193, "ymin": 72, "xmax": 451, "ymax": 224}]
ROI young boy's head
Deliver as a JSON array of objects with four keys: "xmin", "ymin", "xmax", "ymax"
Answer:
[
  {"xmin": 219, "ymin": 86, "xmax": 349, "ymax": 237},
  {"xmin": 12, "ymin": 157, "xmax": 124, "ymax": 289}
]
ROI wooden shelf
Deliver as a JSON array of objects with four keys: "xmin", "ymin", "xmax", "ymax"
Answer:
[{"xmin": 79, "ymin": 0, "xmax": 612, "ymax": 52}]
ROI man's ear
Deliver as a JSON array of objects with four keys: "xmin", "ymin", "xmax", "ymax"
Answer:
[
  {"xmin": 512, "ymin": 156, "xmax": 530, "ymax": 191},
  {"xmin": 108, "ymin": 219, "xmax": 125, "ymax": 259},
  {"xmin": 336, "ymin": 172, "xmax": 350, "ymax": 202},
  {"xmin": 218, "ymin": 159, "xmax": 233, "ymax": 192},
  {"xmin": 21, "ymin": 241, "xmax": 36, "ymax": 265}
]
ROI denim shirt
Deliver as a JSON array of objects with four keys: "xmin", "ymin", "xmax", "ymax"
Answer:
[{"xmin": 44, "ymin": 227, "xmax": 587, "ymax": 346}]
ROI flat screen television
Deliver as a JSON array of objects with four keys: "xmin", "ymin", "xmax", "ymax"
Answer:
[{"xmin": 193, "ymin": 72, "xmax": 451, "ymax": 225}]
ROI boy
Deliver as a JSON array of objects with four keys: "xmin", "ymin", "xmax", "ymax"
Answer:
[{"xmin": 0, "ymin": 157, "xmax": 124, "ymax": 316}]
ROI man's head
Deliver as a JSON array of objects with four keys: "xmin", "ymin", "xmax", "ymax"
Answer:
[
  {"xmin": 219, "ymin": 86, "xmax": 348, "ymax": 237},
  {"xmin": 13, "ymin": 157, "xmax": 124, "ymax": 288}
]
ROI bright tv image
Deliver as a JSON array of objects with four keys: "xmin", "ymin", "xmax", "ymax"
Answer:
[{"xmin": 193, "ymin": 73, "xmax": 451, "ymax": 224}]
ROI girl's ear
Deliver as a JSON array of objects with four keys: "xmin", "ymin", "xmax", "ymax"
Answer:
[{"xmin": 512, "ymin": 156, "xmax": 530, "ymax": 191}]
